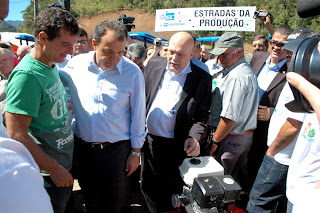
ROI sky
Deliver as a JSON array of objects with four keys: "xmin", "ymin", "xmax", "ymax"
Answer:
[{"xmin": 5, "ymin": 0, "xmax": 31, "ymax": 21}]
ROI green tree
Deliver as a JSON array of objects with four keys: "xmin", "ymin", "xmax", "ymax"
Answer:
[
  {"xmin": 0, "ymin": 20, "xmax": 17, "ymax": 32},
  {"xmin": 16, "ymin": 0, "xmax": 320, "ymax": 40}
]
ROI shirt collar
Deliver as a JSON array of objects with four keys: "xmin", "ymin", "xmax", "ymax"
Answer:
[
  {"xmin": 223, "ymin": 58, "xmax": 246, "ymax": 77},
  {"xmin": 166, "ymin": 61, "xmax": 192, "ymax": 76},
  {"xmin": 265, "ymin": 55, "xmax": 286, "ymax": 72},
  {"xmin": 89, "ymin": 51, "xmax": 123, "ymax": 74}
]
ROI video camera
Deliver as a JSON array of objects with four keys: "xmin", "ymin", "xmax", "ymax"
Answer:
[
  {"xmin": 171, "ymin": 157, "xmax": 243, "ymax": 213},
  {"xmin": 117, "ymin": 14, "xmax": 135, "ymax": 32},
  {"xmin": 155, "ymin": 39, "xmax": 169, "ymax": 47},
  {"xmin": 253, "ymin": 11, "xmax": 268, "ymax": 19},
  {"xmin": 283, "ymin": 0, "xmax": 320, "ymax": 113}
]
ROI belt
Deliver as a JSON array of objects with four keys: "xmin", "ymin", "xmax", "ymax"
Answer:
[
  {"xmin": 79, "ymin": 139, "xmax": 129, "ymax": 150},
  {"xmin": 229, "ymin": 129, "xmax": 254, "ymax": 137}
]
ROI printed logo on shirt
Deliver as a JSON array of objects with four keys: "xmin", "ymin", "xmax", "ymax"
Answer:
[
  {"xmin": 56, "ymin": 132, "xmax": 74, "ymax": 149},
  {"xmin": 45, "ymin": 83, "xmax": 68, "ymax": 120},
  {"xmin": 302, "ymin": 122, "xmax": 316, "ymax": 142}
]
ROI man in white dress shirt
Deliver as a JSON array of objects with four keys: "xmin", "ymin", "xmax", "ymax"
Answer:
[{"xmin": 60, "ymin": 19, "xmax": 146, "ymax": 213}]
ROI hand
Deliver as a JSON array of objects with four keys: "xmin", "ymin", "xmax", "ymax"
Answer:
[
  {"xmin": 67, "ymin": 99, "xmax": 75, "ymax": 114},
  {"xmin": 153, "ymin": 38, "xmax": 162, "ymax": 53},
  {"xmin": 126, "ymin": 154, "xmax": 140, "ymax": 176},
  {"xmin": 49, "ymin": 165, "xmax": 74, "ymax": 187},
  {"xmin": 286, "ymin": 71, "xmax": 320, "ymax": 123},
  {"xmin": 258, "ymin": 9, "xmax": 271, "ymax": 26},
  {"xmin": 266, "ymin": 148, "xmax": 275, "ymax": 158},
  {"xmin": 257, "ymin": 105, "xmax": 271, "ymax": 121},
  {"xmin": 184, "ymin": 137, "xmax": 200, "ymax": 157}
]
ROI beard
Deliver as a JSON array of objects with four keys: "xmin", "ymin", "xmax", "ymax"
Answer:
[{"xmin": 168, "ymin": 60, "xmax": 180, "ymax": 73}]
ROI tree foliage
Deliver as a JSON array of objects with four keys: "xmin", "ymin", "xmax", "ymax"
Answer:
[
  {"xmin": 0, "ymin": 20, "xmax": 17, "ymax": 32},
  {"xmin": 17, "ymin": 0, "xmax": 320, "ymax": 41}
]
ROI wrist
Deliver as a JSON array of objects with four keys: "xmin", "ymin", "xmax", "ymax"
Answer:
[
  {"xmin": 130, "ymin": 151, "xmax": 142, "ymax": 157},
  {"xmin": 210, "ymin": 140, "xmax": 220, "ymax": 145}
]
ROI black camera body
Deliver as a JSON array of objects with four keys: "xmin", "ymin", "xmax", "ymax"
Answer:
[
  {"xmin": 253, "ymin": 11, "xmax": 269, "ymax": 19},
  {"xmin": 155, "ymin": 40, "xmax": 169, "ymax": 47},
  {"xmin": 117, "ymin": 14, "xmax": 135, "ymax": 32},
  {"xmin": 284, "ymin": 37, "xmax": 320, "ymax": 113}
]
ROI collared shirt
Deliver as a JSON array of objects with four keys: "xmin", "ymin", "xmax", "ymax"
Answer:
[
  {"xmin": 146, "ymin": 62, "xmax": 191, "ymax": 138},
  {"xmin": 209, "ymin": 58, "xmax": 259, "ymax": 134},
  {"xmin": 205, "ymin": 57, "xmax": 224, "ymax": 92},
  {"xmin": 257, "ymin": 55, "xmax": 286, "ymax": 102},
  {"xmin": 60, "ymin": 51, "xmax": 146, "ymax": 148},
  {"xmin": 191, "ymin": 57, "xmax": 209, "ymax": 74}
]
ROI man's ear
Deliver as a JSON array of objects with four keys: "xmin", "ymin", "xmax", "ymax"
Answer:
[
  {"xmin": 38, "ymin": 31, "xmax": 48, "ymax": 43},
  {"xmin": 92, "ymin": 39, "xmax": 97, "ymax": 50}
]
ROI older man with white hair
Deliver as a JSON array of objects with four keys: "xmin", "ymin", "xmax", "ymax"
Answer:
[{"xmin": 206, "ymin": 32, "xmax": 259, "ymax": 184}]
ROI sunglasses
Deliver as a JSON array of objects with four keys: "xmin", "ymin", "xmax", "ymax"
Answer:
[{"xmin": 270, "ymin": 40, "xmax": 285, "ymax": 47}]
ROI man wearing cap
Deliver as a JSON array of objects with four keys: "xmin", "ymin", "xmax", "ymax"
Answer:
[
  {"xmin": 206, "ymin": 32, "xmax": 259, "ymax": 183},
  {"xmin": 141, "ymin": 31, "xmax": 212, "ymax": 213},
  {"xmin": 247, "ymin": 27, "xmax": 293, "ymax": 189},
  {"xmin": 247, "ymin": 28, "xmax": 314, "ymax": 213}
]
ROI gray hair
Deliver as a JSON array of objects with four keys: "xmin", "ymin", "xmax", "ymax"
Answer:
[
  {"xmin": 232, "ymin": 47, "xmax": 244, "ymax": 55},
  {"xmin": 127, "ymin": 43, "xmax": 146, "ymax": 59},
  {"xmin": 0, "ymin": 48, "xmax": 14, "ymax": 58}
]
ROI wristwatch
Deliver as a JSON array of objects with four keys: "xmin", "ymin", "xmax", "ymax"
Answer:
[
  {"xmin": 211, "ymin": 140, "xmax": 220, "ymax": 145},
  {"xmin": 130, "ymin": 151, "xmax": 142, "ymax": 157}
]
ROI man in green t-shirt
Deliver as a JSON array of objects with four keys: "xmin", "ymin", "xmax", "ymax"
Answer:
[{"xmin": 5, "ymin": 7, "xmax": 79, "ymax": 213}]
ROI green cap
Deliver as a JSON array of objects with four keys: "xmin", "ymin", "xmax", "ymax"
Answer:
[{"xmin": 210, "ymin": 32, "xmax": 243, "ymax": 55}]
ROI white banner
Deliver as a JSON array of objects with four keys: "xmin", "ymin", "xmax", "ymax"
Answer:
[{"xmin": 155, "ymin": 6, "xmax": 256, "ymax": 32}]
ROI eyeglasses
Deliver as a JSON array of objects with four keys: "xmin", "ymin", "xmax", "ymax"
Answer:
[{"xmin": 270, "ymin": 40, "xmax": 285, "ymax": 48}]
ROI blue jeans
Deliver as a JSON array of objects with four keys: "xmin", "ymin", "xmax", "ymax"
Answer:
[
  {"xmin": 247, "ymin": 154, "xmax": 288, "ymax": 213},
  {"xmin": 43, "ymin": 176, "xmax": 73, "ymax": 213}
]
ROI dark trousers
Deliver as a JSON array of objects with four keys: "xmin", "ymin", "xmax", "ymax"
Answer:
[
  {"xmin": 43, "ymin": 176, "xmax": 72, "ymax": 213},
  {"xmin": 77, "ymin": 138, "xmax": 131, "ymax": 213},
  {"xmin": 141, "ymin": 134, "xmax": 185, "ymax": 213}
]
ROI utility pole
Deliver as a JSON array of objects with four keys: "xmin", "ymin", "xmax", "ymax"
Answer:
[
  {"xmin": 64, "ymin": 0, "xmax": 70, "ymax": 11},
  {"xmin": 34, "ymin": 0, "xmax": 38, "ymax": 22}
]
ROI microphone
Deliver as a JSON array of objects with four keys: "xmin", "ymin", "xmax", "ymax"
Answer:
[{"xmin": 297, "ymin": 0, "xmax": 320, "ymax": 18}]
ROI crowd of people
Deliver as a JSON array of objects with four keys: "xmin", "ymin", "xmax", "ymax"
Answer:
[{"xmin": 0, "ymin": 1, "xmax": 320, "ymax": 213}]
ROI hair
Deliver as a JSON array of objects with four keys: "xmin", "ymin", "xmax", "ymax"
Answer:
[
  {"xmin": 93, "ymin": 19, "xmax": 128, "ymax": 45},
  {"xmin": 232, "ymin": 46, "xmax": 244, "ymax": 55},
  {"xmin": 195, "ymin": 40, "xmax": 201, "ymax": 49},
  {"xmin": 34, "ymin": 7, "xmax": 79, "ymax": 41},
  {"xmin": 79, "ymin": 27, "xmax": 88, "ymax": 38},
  {"xmin": 274, "ymin": 27, "xmax": 294, "ymax": 36},
  {"xmin": 0, "ymin": 48, "xmax": 14, "ymax": 58},
  {"xmin": 0, "ymin": 41, "xmax": 13, "ymax": 51},
  {"xmin": 253, "ymin": 34, "xmax": 269, "ymax": 46},
  {"xmin": 127, "ymin": 43, "xmax": 146, "ymax": 59}
]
